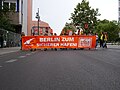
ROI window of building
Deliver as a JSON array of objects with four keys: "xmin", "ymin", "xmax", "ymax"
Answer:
[
  {"xmin": 3, "ymin": 2, "xmax": 9, "ymax": 11},
  {"xmin": 10, "ymin": 3, "xmax": 16, "ymax": 11}
]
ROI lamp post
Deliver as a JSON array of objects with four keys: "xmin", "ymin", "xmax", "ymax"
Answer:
[{"xmin": 36, "ymin": 8, "xmax": 40, "ymax": 35}]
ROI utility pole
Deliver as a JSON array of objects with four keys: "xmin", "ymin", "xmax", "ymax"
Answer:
[{"xmin": 36, "ymin": 8, "xmax": 40, "ymax": 35}]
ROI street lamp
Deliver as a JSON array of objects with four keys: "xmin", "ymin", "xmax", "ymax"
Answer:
[{"xmin": 36, "ymin": 8, "xmax": 40, "ymax": 35}]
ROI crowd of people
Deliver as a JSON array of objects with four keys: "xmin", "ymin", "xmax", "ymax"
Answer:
[
  {"xmin": 59, "ymin": 30, "xmax": 108, "ymax": 49},
  {"xmin": 60, "ymin": 30, "xmax": 108, "ymax": 49},
  {"xmin": 99, "ymin": 32, "xmax": 108, "ymax": 48},
  {"xmin": 30, "ymin": 30, "xmax": 108, "ymax": 51}
]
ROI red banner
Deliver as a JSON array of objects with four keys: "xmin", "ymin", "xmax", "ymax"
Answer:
[{"xmin": 22, "ymin": 36, "xmax": 96, "ymax": 50}]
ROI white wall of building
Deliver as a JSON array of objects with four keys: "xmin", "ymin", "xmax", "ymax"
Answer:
[
  {"xmin": 19, "ymin": 0, "xmax": 21, "ymax": 24},
  {"xmin": 22, "ymin": 0, "xmax": 27, "ymax": 35},
  {"xmin": 118, "ymin": 0, "xmax": 120, "ymax": 37}
]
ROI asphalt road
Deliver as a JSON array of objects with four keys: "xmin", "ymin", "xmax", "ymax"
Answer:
[{"xmin": 0, "ymin": 48, "xmax": 120, "ymax": 90}]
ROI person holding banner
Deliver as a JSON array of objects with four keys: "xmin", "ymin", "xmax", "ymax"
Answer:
[
  {"xmin": 72, "ymin": 33, "xmax": 76, "ymax": 36},
  {"xmin": 20, "ymin": 32, "xmax": 25, "ymax": 50},
  {"xmin": 54, "ymin": 33, "xmax": 57, "ymax": 36},
  {"xmin": 100, "ymin": 32, "xmax": 104, "ymax": 48},
  {"xmin": 95, "ymin": 33, "xmax": 99, "ymax": 49},
  {"xmin": 54, "ymin": 33, "xmax": 57, "ymax": 51},
  {"xmin": 64, "ymin": 32, "xmax": 68, "ymax": 50},
  {"xmin": 44, "ymin": 30, "xmax": 48, "ymax": 51},
  {"xmin": 68, "ymin": 30, "xmax": 73, "ymax": 36},
  {"xmin": 78, "ymin": 29, "xmax": 84, "ymax": 35},
  {"xmin": 103, "ymin": 32, "xmax": 108, "ymax": 48}
]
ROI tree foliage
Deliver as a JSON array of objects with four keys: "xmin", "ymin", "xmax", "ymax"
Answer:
[
  {"xmin": 95, "ymin": 19, "xmax": 120, "ymax": 42},
  {"xmin": 70, "ymin": 0, "xmax": 100, "ymax": 34},
  {"xmin": 62, "ymin": 23, "xmax": 77, "ymax": 34}
]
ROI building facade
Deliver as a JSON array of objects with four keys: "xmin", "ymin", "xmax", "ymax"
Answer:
[
  {"xmin": 21, "ymin": 0, "xmax": 32, "ymax": 36},
  {"xmin": 31, "ymin": 21, "xmax": 53, "ymax": 36},
  {"xmin": 118, "ymin": 0, "xmax": 120, "ymax": 22},
  {"xmin": 2, "ymin": 0, "xmax": 32, "ymax": 35},
  {"xmin": 2, "ymin": 0, "xmax": 52, "ymax": 36},
  {"xmin": 16, "ymin": 0, "xmax": 32, "ymax": 36}
]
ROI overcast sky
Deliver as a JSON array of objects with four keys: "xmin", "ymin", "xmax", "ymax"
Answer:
[{"xmin": 32, "ymin": 0, "xmax": 118, "ymax": 34}]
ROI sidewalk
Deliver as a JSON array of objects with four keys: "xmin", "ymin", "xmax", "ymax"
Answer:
[
  {"xmin": 0, "ymin": 47, "xmax": 21, "ymax": 55},
  {"xmin": 107, "ymin": 45, "xmax": 120, "ymax": 49}
]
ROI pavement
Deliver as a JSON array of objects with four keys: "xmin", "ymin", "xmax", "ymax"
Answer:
[
  {"xmin": 0, "ymin": 45, "xmax": 120, "ymax": 90},
  {"xmin": 0, "ymin": 45, "xmax": 120, "ymax": 55},
  {"xmin": 0, "ymin": 47, "xmax": 21, "ymax": 55},
  {"xmin": 107, "ymin": 45, "xmax": 120, "ymax": 49}
]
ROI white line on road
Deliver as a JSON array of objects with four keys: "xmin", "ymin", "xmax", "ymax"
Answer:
[
  {"xmin": 26, "ymin": 53, "xmax": 31, "ymax": 56},
  {"xmin": 31, "ymin": 52, "xmax": 35, "ymax": 54},
  {"xmin": 5, "ymin": 59, "xmax": 17, "ymax": 63},
  {"xmin": 0, "ymin": 66, "xmax": 3, "ymax": 68},
  {"xmin": 19, "ymin": 56, "xmax": 26, "ymax": 58}
]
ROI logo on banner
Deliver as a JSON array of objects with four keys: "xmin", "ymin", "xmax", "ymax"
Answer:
[
  {"xmin": 78, "ymin": 38, "xmax": 92, "ymax": 47},
  {"xmin": 24, "ymin": 38, "xmax": 35, "ymax": 45}
]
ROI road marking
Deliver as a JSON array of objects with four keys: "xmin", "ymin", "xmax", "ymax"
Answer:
[
  {"xmin": 31, "ymin": 52, "xmax": 35, "ymax": 54},
  {"xmin": 0, "ymin": 66, "xmax": 3, "ymax": 68},
  {"xmin": 26, "ymin": 53, "xmax": 31, "ymax": 56},
  {"xmin": 19, "ymin": 56, "xmax": 26, "ymax": 58},
  {"xmin": 6, "ymin": 59, "xmax": 17, "ymax": 63}
]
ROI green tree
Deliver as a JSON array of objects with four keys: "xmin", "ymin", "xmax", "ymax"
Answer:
[
  {"xmin": 95, "ymin": 20, "xmax": 120, "ymax": 42},
  {"xmin": 70, "ymin": 0, "xmax": 100, "ymax": 34},
  {"xmin": 62, "ymin": 23, "xmax": 77, "ymax": 34}
]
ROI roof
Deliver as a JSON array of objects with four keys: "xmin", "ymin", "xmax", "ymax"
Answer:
[{"xmin": 32, "ymin": 21, "xmax": 50, "ymax": 28}]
